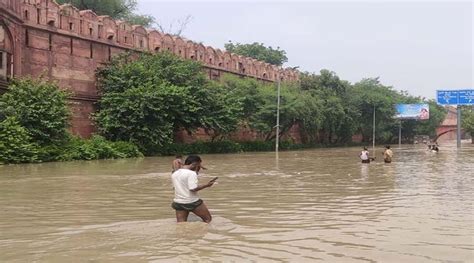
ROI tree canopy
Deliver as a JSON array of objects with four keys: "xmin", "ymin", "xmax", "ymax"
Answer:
[
  {"xmin": 461, "ymin": 106, "xmax": 474, "ymax": 143},
  {"xmin": 94, "ymin": 49, "xmax": 448, "ymax": 151},
  {"xmin": 56, "ymin": 0, "xmax": 155, "ymax": 27},
  {"xmin": 224, "ymin": 41, "xmax": 288, "ymax": 66},
  {"xmin": 95, "ymin": 52, "xmax": 242, "ymax": 154}
]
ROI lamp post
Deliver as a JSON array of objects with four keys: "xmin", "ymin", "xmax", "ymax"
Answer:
[
  {"xmin": 372, "ymin": 105, "xmax": 376, "ymax": 154},
  {"xmin": 398, "ymin": 119, "xmax": 402, "ymax": 148},
  {"xmin": 275, "ymin": 77, "xmax": 281, "ymax": 153},
  {"xmin": 457, "ymin": 106, "xmax": 461, "ymax": 148}
]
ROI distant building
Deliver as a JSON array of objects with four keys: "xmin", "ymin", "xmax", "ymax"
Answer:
[{"xmin": 436, "ymin": 106, "xmax": 465, "ymax": 142}]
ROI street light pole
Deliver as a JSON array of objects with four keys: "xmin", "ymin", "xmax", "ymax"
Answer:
[
  {"xmin": 372, "ymin": 105, "xmax": 376, "ymax": 154},
  {"xmin": 398, "ymin": 119, "xmax": 402, "ymax": 148},
  {"xmin": 275, "ymin": 77, "xmax": 281, "ymax": 153}
]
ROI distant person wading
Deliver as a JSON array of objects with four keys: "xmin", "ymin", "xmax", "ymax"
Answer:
[
  {"xmin": 383, "ymin": 145, "xmax": 393, "ymax": 163},
  {"xmin": 359, "ymin": 147, "xmax": 371, "ymax": 163}
]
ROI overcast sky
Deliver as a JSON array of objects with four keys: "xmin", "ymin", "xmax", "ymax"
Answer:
[{"xmin": 137, "ymin": 0, "xmax": 473, "ymax": 99}]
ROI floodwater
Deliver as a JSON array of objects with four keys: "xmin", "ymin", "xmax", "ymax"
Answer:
[{"xmin": 0, "ymin": 143, "xmax": 472, "ymax": 262}]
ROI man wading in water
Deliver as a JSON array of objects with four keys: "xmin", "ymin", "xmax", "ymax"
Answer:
[
  {"xmin": 383, "ymin": 145, "xmax": 393, "ymax": 163},
  {"xmin": 359, "ymin": 147, "xmax": 372, "ymax": 163},
  {"xmin": 171, "ymin": 155, "xmax": 217, "ymax": 223}
]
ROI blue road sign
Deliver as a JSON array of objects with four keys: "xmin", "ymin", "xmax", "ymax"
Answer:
[
  {"xmin": 458, "ymin": 90, "xmax": 474, "ymax": 105},
  {"xmin": 437, "ymin": 90, "xmax": 459, "ymax": 105}
]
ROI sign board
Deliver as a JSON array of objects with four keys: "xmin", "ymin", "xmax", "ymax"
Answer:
[
  {"xmin": 437, "ymin": 89, "xmax": 474, "ymax": 105},
  {"xmin": 395, "ymin": 104, "xmax": 429, "ymax": 120},
  {"xmin": 458, "ymin": 90, "xmax": 474, "ymax": 105}
]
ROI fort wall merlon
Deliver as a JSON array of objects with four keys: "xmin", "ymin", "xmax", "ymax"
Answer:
[
  {"xmin": 0, "ymin": 0, "xmax": 299, "ymax": 138},
  {"xmin": 20, "ymin": 0, "xmax": 299, "ymax": 82}
]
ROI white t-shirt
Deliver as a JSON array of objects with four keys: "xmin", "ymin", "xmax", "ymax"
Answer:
[
  {"xmin": 360, "ymin": 150, "xmax": 369, "ymax": 160},
  {"xmin": 171, "ymin": 169, "xmax": 199, "ymax": 204}
]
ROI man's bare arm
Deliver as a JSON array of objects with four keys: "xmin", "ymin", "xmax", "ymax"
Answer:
[{"xmin": 190, "ymin": 180, "xmax": 215, "ymax": 192}]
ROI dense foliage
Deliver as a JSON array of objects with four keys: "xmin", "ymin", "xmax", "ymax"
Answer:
[
  {"xmin": 95, "ymin": 50, "xmax": 447, "ymax": 153},
  {"xmin": 461, "ymin": 106, "xmax": 474, "ymax": 143},
  {"xmin": 95, "ymin": 52, "xmax": 242, "ymax": 154},
  {"xmin": 217, "ymin": 75, "xmax": 323, "ymax": 142},
  {"xmin": 0, "ymin": 78, "xmax": 143, "ymax": 164},
  {"xmin": 0, "ymin": 78, "xmax": 70, "ymax": 146},
  {"xmin": 56, "ymin": 0, "xmax": 155, "ymax": 27},
  {"xmin": 1, "ymin": 54, "xmax": 449, "ymax": 164},
  {"xmin": 61, "ymin": 135, "xmax": 143, "ymax": 161},
  {"xmin": 0, "ymin": 117, "xmax": 39, "ymax": 164},
  {"xmin": 219, "ymin": 71, "xmax": 446, "ymax": 145},
  {"xmin": 224, "ymin": 41, "xmax": 288, "ymax": 66}
]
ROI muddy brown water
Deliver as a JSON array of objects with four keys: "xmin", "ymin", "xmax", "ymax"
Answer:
[{"xmin": 0, "ymin": 144, "xmax": 472, "ymax": 262}]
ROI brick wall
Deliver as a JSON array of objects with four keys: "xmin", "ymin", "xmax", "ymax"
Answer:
[{"xmin": 1, "ymin": 0, "xmax": 300, "ymax": 140}]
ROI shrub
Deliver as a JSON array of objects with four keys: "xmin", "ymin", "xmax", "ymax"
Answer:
[
  {"xmin": 37, "ymin": 144, "xmax": 67, "ymax": 162},
  {"xmin": 61, "ymin": 135, "xmax": 143, "ymax": 161},
  {"xmin": 0, "ymin": 117, "xmax": 39, "ymax": 164},
  {"xmin": 0, "ymin": 78, "xmax": 70, "ymax": 145},
  {"xmin": 111, "ymin": 141, "xmax": 144, "ymax": 158}
]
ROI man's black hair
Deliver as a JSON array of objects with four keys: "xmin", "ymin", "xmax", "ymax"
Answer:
[
  {"xmin": 386, "ymin": 145, "xmax": 391, "ymax": 149},
  {"xmin": 363, "ymin": 147, "xmax": 368, "ymax": 150},
  {"xmin": 175, "ymin": 154, "xmax": 182, "ymax": 158},
  {"xmin": 184, "ymin": 155, "xmax": 202, "ymax": 165}
]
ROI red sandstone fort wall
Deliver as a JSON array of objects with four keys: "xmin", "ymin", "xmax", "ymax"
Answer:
[{"xmin": 1, "ymin": 0, "xmax": 300, "ymax": 140}]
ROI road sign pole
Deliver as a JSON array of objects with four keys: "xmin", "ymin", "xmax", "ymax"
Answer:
[
  {"xmin": 457, "ymin": 106, "xmax": 461, "ymax": 148},
  {"xmin": 275, "ymin": 78, "xmax": 281, "ymax": 153},
  {"xmin": 437, "ymin": 89, "xmax": 473, "ymax": 149},
  {"xmin": 373, "ymin": 105, "xmax": 376, "ymax": 155},
  {"xmin": 398, "ymin": 119, "xmax": 402, "ymax": 148}
]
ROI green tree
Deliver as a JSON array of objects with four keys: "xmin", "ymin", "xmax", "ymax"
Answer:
[
  {"xmin": 222, "ymin": 77, "xmax": 323, "ymax": 143},
  {"xmin": 224, "ymin": 41, "xmax": 288, "ymax": 66},
  {"xmin": 300, "ymin": 71, "xmax": 356, "ymax": 143},
  {"xmin": 292, "ymin": 90, "xmax": 324, "ymax": 143},
  {"xmin": 200, "ymin": 81, "xmax": 243, "ymax": 141},
  {"xmin": 0, "ymin": 78, "xmax": 70, "ymax": 146},
  {"xmin": 300, "ymin": 70, "xmax": 349, "ymax": 95},
  {"xmin": 122, "ymin": 13, "xmax": 155, "ymax": 28},
  {"xmin": 56, "ymin": 0, "xmax": 155, "ymax": 27},
  {"xmin": 94, "ymin": 83, "xmax": 186, "ymax": 153},
  {"xmin": 461, "ymin": 106, "xmax": 474, "ymax": 143},
  {"xmin": 218, "ymin": 74, "xmax": 266, "ymax": 121},
  {"xmin": 95, "ymin": 52, "xmax": 241, "ymax": 153},
  {"xmin": 350, "ymin": 78, "xmax": 400, "ymax": 143}
]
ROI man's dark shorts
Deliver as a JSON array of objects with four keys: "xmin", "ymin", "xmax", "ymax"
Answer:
[{"xmin": 171, "ymin": 199, "xmax": 203, "ymax": 211}]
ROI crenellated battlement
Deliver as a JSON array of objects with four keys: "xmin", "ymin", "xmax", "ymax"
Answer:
[
  {"xmin": 19, "ymin": 0, "xmax": 299, "ymax": 81},
  {"xmin": 0, "ymin": 0, "xmax": 299, "ymax": 137}
]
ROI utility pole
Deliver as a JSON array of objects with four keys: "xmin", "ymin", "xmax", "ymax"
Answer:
[
  {"xmin": 398, "ymin": 119, "xmax": 402, "ymax": 148},
  {"xmin": 275, "ymin": 77, "xmax": 281, "ymax": 153},
  {"xmin": 372, "ymin": 105, "xmax": 376, "ymax": 154},
  {"xmin": 457, "ymin": 106, "xmax": 461, "ymax": 148}
]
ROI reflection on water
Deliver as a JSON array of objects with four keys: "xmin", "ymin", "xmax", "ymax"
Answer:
[{"xmin": 0, "ymin": 143, "xmax": 473, "ymax": 262}]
